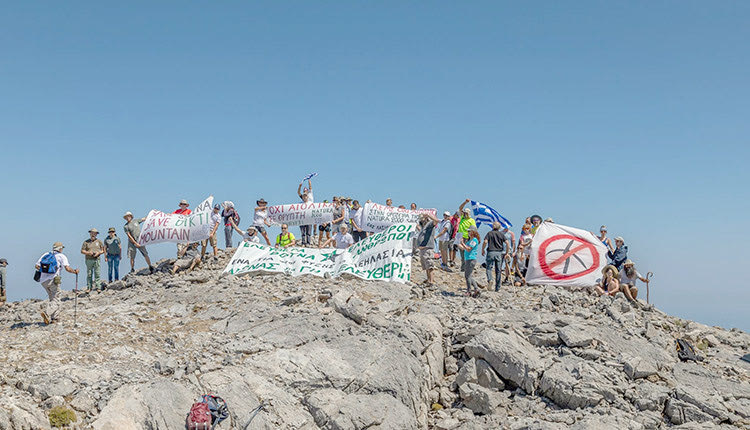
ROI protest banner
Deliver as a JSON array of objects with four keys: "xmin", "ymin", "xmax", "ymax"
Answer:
[
  {"xmin": 361, "ymin": 202, "xmax": 437, "ymax": 233},
  {"xmin": 267, "ymin": 202, "xmax": 335, "ymax": 227},
  {"xmin": 525, "ymin": 222, "xmax": 608, "ymax": 287},
  {"xmin": 138, "ymin": 196, "xmax": 215, "ymax": 245},
  {"xmin": 224, "ymin": 222, "xmax": 415, "ymax": 282}
]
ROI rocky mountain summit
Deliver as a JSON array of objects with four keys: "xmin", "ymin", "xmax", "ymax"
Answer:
[{"xmin": 0, "ymin": 249, "xmax": 748, "ymax": 429}]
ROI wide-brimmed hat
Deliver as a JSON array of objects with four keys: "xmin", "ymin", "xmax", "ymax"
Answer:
[
  {"xmin": 623, "ymin": 259, "xmax": 634, "ymax": 267},
  {"xmin": 614, "ymin": 236, "xmax": 624, "ymax": 243},
  {"xmin": 108, "ymin": 227, "xmax": 116, "ymax": 233},
  {"xmin": 602, "ymin": 264, "xmax": 619, "ymax": 278},
  {"xmin": 443, "ymin": 211, "xmax": 451, "ymax": 217},
  {"xmin": 53, "ymin": 242, "xmax": 64, "ymax": 251},
  {"xmin": 89, "ymin": 228, "xmax": 99, "ymax": 234},
  {"xmin": 545, "ymin": 218, "xmax": 554, "ymax": 223},
  {"xmin": 179, "ymin": 199, "xmax": 189, "ymax": 206},
  {"xmin": 257, "ymin": 198, "xmax": 267, "ymax": 204},
  {"xmin": 530, "ymin": 214, "xmax": 542, "ymax": 223},
  {"xmin": 123, "ymin": 211, "xmax": 133, "ymax": 218}
]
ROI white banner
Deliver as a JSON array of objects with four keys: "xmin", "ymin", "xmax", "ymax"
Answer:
[
  {"xmin": 267, "ymin": 202, "xmax": 335, "ymax": 226},
  {"xmin": 224, "ymin": 223, "xmax": 415, "ymax": 282},
  {"xmin": 361, "ymin": 203, "xmax": 437, "ymax": 233},
  {"xmin": 138, "ymin": 196, "xmax": 214, "ymax": 245},
  {"xmin": 525, "ymin": 222, "xmax": 608, "ymax": 287}
]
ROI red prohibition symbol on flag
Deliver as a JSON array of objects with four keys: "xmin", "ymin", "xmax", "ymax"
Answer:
[{"xmin": 538, "ymin": 234, "xmax": 600, "ymax": 280}]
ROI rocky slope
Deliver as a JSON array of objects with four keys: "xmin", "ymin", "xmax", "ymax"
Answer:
[{"xmin": 0, "ymin": 249, "xmax": 748, "ymax": 429}]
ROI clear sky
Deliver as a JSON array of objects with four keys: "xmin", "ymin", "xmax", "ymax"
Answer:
[{"xmin": 1, "ymin": 2, "xmax": 748, "ymax": 330}]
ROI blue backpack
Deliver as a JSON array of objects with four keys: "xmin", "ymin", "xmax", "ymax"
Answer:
[{"xmin": 39, "ymin": 252, "xmax": 59, "ymax": 274}]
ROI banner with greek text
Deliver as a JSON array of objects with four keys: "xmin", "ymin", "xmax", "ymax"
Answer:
[
  {"xmin": 361, "ymin": 202, "xmax": 437, "ymax": 233},
  {"xmin": 138, "ymin": 196, "xmax": 214, "ymax": 245},
  {"xmin": 266, "ymin": 202, "xmax": 335, "ymax": 227},
  {"xmin": 224, "ymin": 223, "xmax": 415, "ymax": 282}
]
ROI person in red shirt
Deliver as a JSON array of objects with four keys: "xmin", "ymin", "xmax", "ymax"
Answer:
[{"xmin": 174, "ymin": 199, "xmax": 192, "ymax": 216}]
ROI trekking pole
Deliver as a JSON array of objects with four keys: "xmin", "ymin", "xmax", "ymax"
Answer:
[
  {"xmin": 74, "ymin": 273, "xmax": 79, "ymax": 326},
  {"xmin": 645, "ymin": 272, "xmax": 653, "ymax": 304}
]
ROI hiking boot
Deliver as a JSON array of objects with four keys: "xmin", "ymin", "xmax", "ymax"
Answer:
[
  {"xmin": 149, "ymin": 266, "xmax": 155, "ymax": 274},
  {"xmin": 41, "ymin": 311, "xmax": 50, "ymax": 325}
]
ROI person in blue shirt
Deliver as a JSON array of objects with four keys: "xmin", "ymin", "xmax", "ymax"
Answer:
[
  {"xmin": 608, "ymin": 236, "xmax": 629, "ymax": 270},
  {"xmin": 459, "ymin": 227, "xmax": 481, "ymax": 297}
]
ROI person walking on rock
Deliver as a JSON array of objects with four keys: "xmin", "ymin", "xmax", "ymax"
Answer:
[
  {"xmin": 81, "ymin": 228, "xmax": 105, "ymax": 291},
  {"xmin": 0, "ymin": 258, "xmax": 7, "ymax": 305},
  {"xmin": 254, "ymin": 199, "xmax": 272, "ymax": 245},
  {"xmin": 458, "ymin": 227, "xmax": 481, "ymax": 297},
  {"xmin": 103, "ymin": 227, "xmax": 122, "ymax": 282},
  {"xmin": 35, "ymin": 242, "xmax": 79, "ymax": 324},
  {"xmin": 123, "ymin": 212, "xmax": 155, "ymax": 274},
  {"xmin": 482, "ymin": 222, "xmax": 510, "ymax": 291},
  {"xmin": 608, "ymin": 236, "xmax": 628, "ymax": 270}
]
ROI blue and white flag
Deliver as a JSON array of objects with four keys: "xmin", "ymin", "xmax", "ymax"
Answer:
[
  {"xmin": 470, "ymin": 200, "xmax": 512, "ymax": 228},
  {"xmin": 301, "ymin": 172, "xmax": 318, "ymax": 182}
]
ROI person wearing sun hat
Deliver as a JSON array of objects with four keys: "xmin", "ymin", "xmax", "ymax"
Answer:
[
  {"xmin": 81, "ymin": 228, "xmax": 105, "ymax": 291},
  {"xmin": 457, "ymin": 199, "xmax": 478, "ymax": 271},
  {"xmin": 123, "ymin": 211, "xmax": 155, "ymax": 274},
  {"xmin": 619, "ymin": 259, "xmax": 649, "ymax": 302},
  {"xmin": 173, "ymin": 199, "xmax": 192, "ymax": 215},
  {"xmin": 104, "ymin": 227, "xmax": 122, "ymax": 282},
  {"xmin": 35, "ymin": 242, "xmax": 79, "ymax": 324},
  {"xmin": 595, "ymin": 264, "xmax": 620, "ymax": 297},
  {"xmin": 253, "ymin": 198, "xmax": 272, "ymax": 245}
]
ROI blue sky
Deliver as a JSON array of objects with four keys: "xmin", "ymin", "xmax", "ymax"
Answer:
[{"xmin": 1, "ymin": 2, "xmax": 748, "ymax": 330}]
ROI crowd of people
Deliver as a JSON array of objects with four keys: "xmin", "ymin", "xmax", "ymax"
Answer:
[{"xmin": 3, "ymin": 178, "xmax": 648, "ymax": 324}]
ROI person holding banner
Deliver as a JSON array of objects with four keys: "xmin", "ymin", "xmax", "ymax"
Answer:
[
  {"xmin": 275, "ymin": 224, "xmax": 296, "ymax": 248},
  {"xmin": 201, "ymin": 204, "xmax": 222, "ymax": 259},
  {"xmin": 254, "ymin": 199, "xmax": 272, "ymax": 245},
  {"xmin": 321, "ymin": 224, "xmax": 354, "ymax": 249},
  {"xmin": 123, "ymin": 212, "xmax": 155, "ymax": 274},
  {"xmin": 349, "ymin": 200, "xmax": 367, "ymax": 243},
  {"xmin": 230, "ymin": 222, "xmax": 261, "ymax": 243},
  {"xmin": 296, "ymin": 181, "xmax": 314, "ymax": 246},
  {"xmin": 174, "ymin": 199, "xmax": 192, "ymax": 216},
  {"xmin": 385, "ymin": 198, "xmax": 393, "ymax": 207}
]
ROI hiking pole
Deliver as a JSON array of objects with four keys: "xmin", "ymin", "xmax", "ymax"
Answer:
[
  {"xmin": 645, "ymin": 272, "xmax": 653, "ymax": 304},
  {"xmin": 74, "ymin": 273, "xmax": 79, "ymax": 326}
]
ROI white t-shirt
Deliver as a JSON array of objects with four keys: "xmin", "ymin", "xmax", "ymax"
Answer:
[
  {"xmin": 254, "ymin": 208, "xmax": 268, "ymax": 227},
  {"xmin": 333, "ymin": 232, "xmax": 354, "ymax": 249},
  {"xmin": 242, "ymin": 233, "xmax": 261, "ymax": 243},
  {"xmin": 349, "ymin": 207, "xmax": 364, "ymax": 230},
  {"xmin": 210, "ymin": 211, "xmax": 221, "ymax": 230},
  {"xmin": 620, "ymin": 270, "xmax": 642, "ymax": 286},
  {"xmin": 307, "ymin": 191, "xmax": 314, "ymax": 203},
  {"xmin": 437, "ymin": 219, "xmax": 451, "ymax": 241},
  {"xmin": 36, "ymin": 252, "xmax": 70, "ymax": 284}
]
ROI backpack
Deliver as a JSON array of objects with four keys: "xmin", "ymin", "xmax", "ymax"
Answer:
[
  {"xmin": 39, "ymin": 252, "xmax": 59, "ymax": 274},
  {"xmin": 186, "ymin": 402, "xmax": 212, "ymax": 430},
  {"xmin": 676, "ymin": 338, "xmax": 703, "ymax": 362},
  {"xmin": 202, "ymin": 395, "xmax": 229, "ymax": 427},
  {"xmin": 232, "ymin": 212, "xmax": 240, "ymax": 225}
]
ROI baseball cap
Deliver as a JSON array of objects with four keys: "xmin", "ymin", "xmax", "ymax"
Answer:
[
  {"xmin": 214, "ymin": 203, "xmax": 221, "ymax": 210},
  {"xmin": 443, "ymin": 211, "xmax": 451, "ymax": 216}
]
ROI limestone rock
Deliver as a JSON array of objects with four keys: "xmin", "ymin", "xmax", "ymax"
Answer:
[{"xmin": 464, "ymin": 329, "xmax": 543, "ymax": 394}]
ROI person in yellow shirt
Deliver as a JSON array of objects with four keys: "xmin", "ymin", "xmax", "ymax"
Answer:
[
  {"xmin": 457, "ymin": 199, "xmax": 477, "ymax": 271},
  {"xmin": 276, "ymin": 224, "xmax": 296, "ymax": 248}
]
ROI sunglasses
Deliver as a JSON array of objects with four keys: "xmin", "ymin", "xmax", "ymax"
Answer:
[{"xmin": 180, "ymin": 204, "xmax": 188, "ymax": 206}]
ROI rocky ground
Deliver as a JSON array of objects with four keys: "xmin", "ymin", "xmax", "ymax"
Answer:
[{"xmin": 0, "ymin": 248, "xmax": 748, "ymax": 429}]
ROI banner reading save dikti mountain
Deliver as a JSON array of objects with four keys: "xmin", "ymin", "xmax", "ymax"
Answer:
[
  {"xmin": 361, "ymin": 203, "xmax": 436, "ymax": 233},
  {"xmin": 224, "ymin": 223, "xmax": 415, "ymax": 282},
  {"xmin": 267, "ymin": 202, "xmax": 335, "ymax": 226},
  {"xmin": 525, "ymin": 222, "xmax": 608, "ymax": 287},
  {"xmin": 138, "ymin": 196, "xmax": 214, "ymax": 245}
]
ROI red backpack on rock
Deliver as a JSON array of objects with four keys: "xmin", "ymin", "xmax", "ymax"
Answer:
[{"xmin": 186, "ymin": 401, "xmax": 212, "ymax": 430}]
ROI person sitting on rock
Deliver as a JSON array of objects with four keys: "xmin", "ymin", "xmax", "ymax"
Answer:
[
  {"xmin": 619, "ymin": 259, "xmax": 648, "ymax": 302},
  {"xmin": 230, "ymin": 220, "xmax": 261, "ymax": 244},
  {"xmin": 171, "ymin": 242, "xmax": 201, "ymax": 275},
  {"xmin": 595, "ymin": 265, "xmax": 620, "ymax": 296},
  {"xmin": 512, "ymin": 247, "xmax": 527, "ymax": 287}
]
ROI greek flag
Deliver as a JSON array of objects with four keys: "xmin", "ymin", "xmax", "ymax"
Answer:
[
  {"xmin": 471, "ymin": 200, "xmax": 512, "ymax": 228},
  {"xmin": 301, "ymin": 172, "xmax": 318, "ymax": 182}
]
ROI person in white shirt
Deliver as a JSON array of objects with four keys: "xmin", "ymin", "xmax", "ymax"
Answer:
[
  {"xmin": 619, "ymin": 259, "xmax": 648, "ymax": 302},
  {"xmin": 253, "ymin": 199, "xmax": 272, "ymax": 245},
  {"xmin": 296, "ymin": 180, "xmax": 314, "ymax": 246},
  {"xmin": 349, "ymin": 200, "xmax": 367, "ymax": 243},
  {"xmin": 202, "ymin": 204, "xmax": 222, "ymax": 259},
  {"xmin": 436, "ymin": 211, "xmax": 453, "ymax": 268},
  {"xmin": 321, "ymin": 225, "xmax": 354, "ymax": 249},
  {"xmin": 230, "ymin": 221, "xmax": 261, "ymax": 244},
  {"xmin": 35, "ymin": 242, "xmax": 79, "ymax": 324}
]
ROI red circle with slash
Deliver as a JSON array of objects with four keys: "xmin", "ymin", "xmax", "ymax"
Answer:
[{"xmin": 538, "ymin": 234, "xmax": 600, "ymax": 280}]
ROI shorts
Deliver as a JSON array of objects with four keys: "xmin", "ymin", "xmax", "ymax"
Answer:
[
  {"xmin": 127, "ymin": 244, "xmax": 149, "ymax": 259},
  {"xmin": 439, "ymin": 240, "xmax": 451, "ymax": 256},
  {"xmin": 419, "ymin": 248, "xmax": 435, "ymax": 270},
  {"xmin": 202, "ymin": 234, "xmax": 218, "ymax": 247},
  {"xmin": 319, "ymin": 224, "xmax": 331, "ymax": 232},
  {"xmin": 254, "ymin": 225, "xmax": 267, "ymax": 234}
]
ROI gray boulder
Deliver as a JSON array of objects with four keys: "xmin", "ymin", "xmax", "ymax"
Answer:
[{"xmin": 464, "ymin": 329, "xmax": 543, "ymax": 394}]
